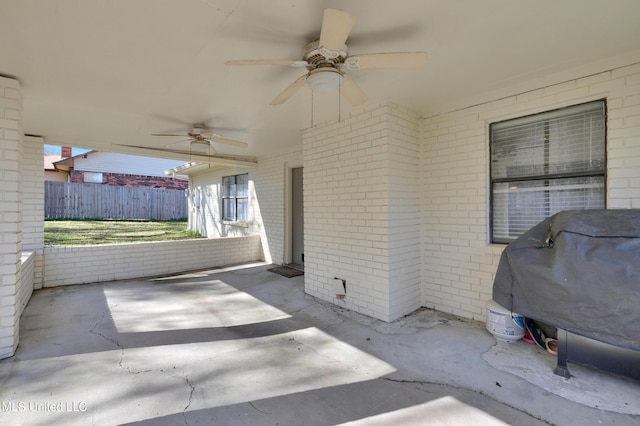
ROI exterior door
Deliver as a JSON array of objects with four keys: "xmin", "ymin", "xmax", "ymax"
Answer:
[{"xmin": 291, "ymin": 167, "xmax": 304, "ymax": 268}]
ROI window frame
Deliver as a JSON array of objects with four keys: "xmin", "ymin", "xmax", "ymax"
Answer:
[
  {"xmin": 489, "ymin": 100, "xmax": 607, "ymax": 244},
  {"xmin": 83, "ymin": 172, "xmax": 103, "ymax": 184},
  {"xmin": 221, "ymin": 173, "xmax": 249, "ymax": 223}
]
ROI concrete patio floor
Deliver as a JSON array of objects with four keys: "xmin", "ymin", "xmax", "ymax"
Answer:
[{"xmin": 1, "ymin": 263, "xmax": 639, "ymax": 425}]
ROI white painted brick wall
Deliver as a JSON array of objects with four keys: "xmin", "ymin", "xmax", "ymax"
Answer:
[
  {"xmin": 190, "ymin": 167, "xmax": 229, "ymax": 237},
  {"xmin": 43, "ymin": 236, "xmax": 263, "ymax": 287},
  {"xmin": 0, "ymin": 76, "xmax": 22, "ymax": 359},
  {"xmin": 387, "ymin": 104, "xmax": 422, "ymax": 320},
  {"xmin": 303, "ymin": 102, "xmax": 421, "ymax": 322},
  {"xmin": 189, "ymin": 148, "xmax": 302, "ymax": 265},
  {"xmin": 18, "ymin": 251, "xmax": 34, "ymax": 318},
  {"xmin": 421, "ymin": 62, "xmax": 640, "ymax": 321},
  {"xmin": 22, "ymin": 136, "xmax": 44, "ymax": 289},
  {"xmin": 251, "ymin": 150, "xmax": 303, "ymax": 265},
  {"xmin": 304, "ymin": 103, "xmax": 390, "ymax": 320}
]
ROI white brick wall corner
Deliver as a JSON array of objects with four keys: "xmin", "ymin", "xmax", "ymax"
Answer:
[
  {"xmin": 0, "ymin": 76, "xmax": 23, "ymax": 359},
  {"xmin": 23, "ymin": 136, "xmax": 44, "ymax": 290},
  {"xmin": 303, "ymin": 102, "xmax": 421, "ymax": 322}
]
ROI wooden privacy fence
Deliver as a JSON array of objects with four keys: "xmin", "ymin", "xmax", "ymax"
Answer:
[{"xmin": 45, "ymin": 181, "xmax": 188, "ymax": 220}]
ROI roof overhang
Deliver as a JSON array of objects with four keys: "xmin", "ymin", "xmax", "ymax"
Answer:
[{"xmin": 165, "ymin": 154, "xmax": 258, "ymax": 177}]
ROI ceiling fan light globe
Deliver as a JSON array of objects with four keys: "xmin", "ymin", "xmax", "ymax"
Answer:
[{"xmin": 307, "ymin": 69, "xmax": 344, "ymax": 93}]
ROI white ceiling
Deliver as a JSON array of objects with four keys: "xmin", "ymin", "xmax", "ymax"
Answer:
[{"xmin": 2, "ymin": 0, "xmax": 640, "ymax": 161}]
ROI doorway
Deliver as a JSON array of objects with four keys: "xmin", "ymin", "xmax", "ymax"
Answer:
[{"xmin": 290, "ymin": 167, "xmax": 304, "ymax": 270}]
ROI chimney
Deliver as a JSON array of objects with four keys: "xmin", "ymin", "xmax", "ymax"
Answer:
[{"xmin": 61, "ymin": 146, "xmax": 72, "ymax": 158}]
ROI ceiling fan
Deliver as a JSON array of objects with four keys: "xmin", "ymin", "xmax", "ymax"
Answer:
[
  {"xmin": 225, "ymin": 8, "xmax": 426, "ymax": 106},
  {"xmin": 151, "ymin": 123, "xmax": 248, "ymax": 154}
]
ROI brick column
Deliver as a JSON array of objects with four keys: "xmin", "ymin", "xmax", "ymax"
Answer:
[
  {"xmin": 302, "ymin": 102, "xmax": 421, "ymax": 322},
  {"xmin": 23, "ymin": 136, "xmax": 45, "ymax": 289},
  {"xmin": 0, "ymin": 76, "xmax": 23, "ymax": 359}
]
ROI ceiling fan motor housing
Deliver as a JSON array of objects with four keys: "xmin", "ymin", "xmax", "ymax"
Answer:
[
  {"xmin": 188, "ymin": 124, "xmax": 214, "ymax": 138},
  {"xmin": 303, "ymin": 39, "xmax": 348, "ymax": 93},
  {"xmin": 303, "ymin": 39, "xmax": 348, "ymax": 67}
]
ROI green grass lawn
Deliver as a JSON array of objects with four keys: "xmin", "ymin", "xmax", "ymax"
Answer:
[{"xmin": 44, "ymin": 220, "xmax": 202, "ymax": 246}]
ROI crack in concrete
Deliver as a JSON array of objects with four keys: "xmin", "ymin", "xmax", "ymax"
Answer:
[
  {"xmin": 89, "ymin": 310, "xmax": 121, "ymax": 349},
  {"xmin": 287, "ymin": 301, "xmax": 318, "ymax": 315},
  {"xmin": 89, "ymin": 309, "xmax": 127, "ymax": 370},
  {"xmin": 89, "ymin": 309, "xmax": 156, "ymax": 374},
  {"xmin": 248, "ymin": 400, "xmax": 272, "ymax": 415},
  {"xmin": 382, "ymin": 376, "xmax": 458, "ymax": 388},
  {"xmin": 156, "ymin": 369, "xmax": 196, "ymax": 425},
  {"xmin": 182, "ymin": 374, "xmax": 195, "ymax": 426},
  {"xmin": 184, "ymin": 375, "xmax": 195, "ymax": 411}
]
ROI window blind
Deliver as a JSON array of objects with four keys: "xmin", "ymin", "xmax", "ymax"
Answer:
[{"xmin": 490, "ymin": 101, "xmax": 606, "ymax": 243}]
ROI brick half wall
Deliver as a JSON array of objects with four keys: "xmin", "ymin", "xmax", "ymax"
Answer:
[
  {"xmin": 43, "ymin": 236, "xmax": 263, "ymax": 287},
  {"xmin": 18, "ymin": 252, "xmax": 35, "ymax": 318}
]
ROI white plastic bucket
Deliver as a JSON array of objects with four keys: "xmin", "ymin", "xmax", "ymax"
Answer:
[{"xmin": 486, "ymin": 299, "xmax": 525, "ymax": 343}]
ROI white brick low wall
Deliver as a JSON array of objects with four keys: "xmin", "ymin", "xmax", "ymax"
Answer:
[
  {"xmin": 43, "ymin": 236, "xmax": 263, "ymax": 287},
  {"xmin": 18, "ymin": 251, "xmax": 35, "ymax": 319}
]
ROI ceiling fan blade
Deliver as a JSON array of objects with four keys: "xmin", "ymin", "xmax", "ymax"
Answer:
[
  {"xmin": 200, "ymin": 141, "xmax": 216, "ymax": 155},
  {"xmin": 152, "ymin": 133, "xmax": 189, "ymax": 137},
  {"xmin": 347, "ymin": 52, "xmax": 427, "ymax": 70},
  {"xmin": 116, "ymin": 144, "xmax": 258, "ymax": 166},
  {"xmin": 165, "ymin": 138, "xmax": 192, "ymax": 148},
  {"xmin": 212, "ymin": 137, "xmax": 249, "ymax": 148},
  {"xmin": 340, "ymin": 75, "xmax": 368, "ymax": 106},
  {"xmin": 117, "ymin": 144, "xmax": 210, "ymax": 158},
  {"xmin": 225, "ymin": 59, "xmax": 308, "ymax": 67},
  {"xmin": 319, "ymin": 9, "xmax": 355, "ymax": 53},
  {"xmin": 270, "ymin": 75, "xmax": 307, "ymax": 106}
]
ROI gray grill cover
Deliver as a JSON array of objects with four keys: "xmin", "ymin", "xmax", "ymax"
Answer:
[{"xmin": 493, "ymin": 209, "xmax": 640, "ymax": 351}]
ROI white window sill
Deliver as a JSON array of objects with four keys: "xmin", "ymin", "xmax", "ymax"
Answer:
[{"xmin": 222, "ymin": 220, "xmax": 250, "ymax": 228}]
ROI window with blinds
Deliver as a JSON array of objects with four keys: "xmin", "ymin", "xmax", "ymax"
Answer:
[
  {"xmin": 490, "ymin": 100, "xmax": 606, "ymax": 243},
  {"xmin": 222, "ymin": 173, "xmax": 249, "ymax": 222}
]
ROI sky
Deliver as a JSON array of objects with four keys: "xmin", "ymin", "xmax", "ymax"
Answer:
[{"xmin": 44, "ymin": 144, "xmax": 91, "ymax": 156}]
